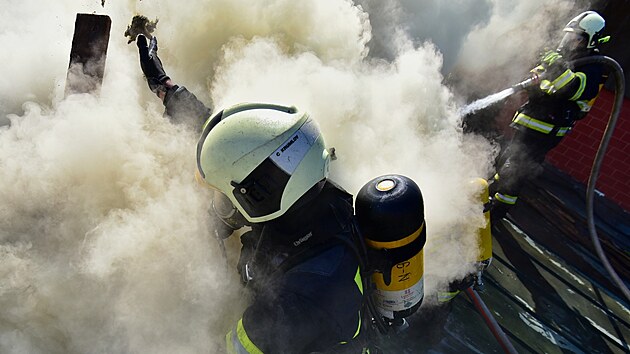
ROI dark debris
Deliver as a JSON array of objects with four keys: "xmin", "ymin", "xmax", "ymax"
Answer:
[{"xmin": 124, "ymin": 15, "xmax": 159, "ymax": 44}]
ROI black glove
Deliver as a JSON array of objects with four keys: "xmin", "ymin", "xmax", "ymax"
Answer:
[{"xmin": 137, "ymin": 34, "xmax": 170, "ymax": 94}]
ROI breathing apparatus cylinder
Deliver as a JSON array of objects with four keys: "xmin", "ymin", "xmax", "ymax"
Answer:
[
  {"xmin": 474, "ymin": 178, "xmax": 493, "ymax": 268},
  {"xmin": 356, "ymin": 174, "xmax": 426, "ymax": 321},
  {"xmin": 436, "ymin": 178, "xmax": 493, "ymax": 303}
]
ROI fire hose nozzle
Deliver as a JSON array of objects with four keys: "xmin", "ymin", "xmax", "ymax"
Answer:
[{"xmin": 512, "ymin": 73, "xmax": 541, "ymax": 91}]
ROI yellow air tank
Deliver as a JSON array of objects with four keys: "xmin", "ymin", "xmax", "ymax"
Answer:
[
  {"xmin": 436, "ymin": 178, "xmax": 494, "ymax": 304},
  {"xmin": 473, "ymin": 178, "xmax": 493, "ymax": 268},
  {"xmin": 356, "ymin": 174, "xmax": 426, "ymax": 321}
]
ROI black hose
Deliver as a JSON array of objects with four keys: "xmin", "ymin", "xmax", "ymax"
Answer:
[
  {"xmin": 569, "ymin": 55, "xmax": 630, "ymax": 303},
  {"xmin": 348, "ymin": 220, "xmax": 391, "ymax": 335}
]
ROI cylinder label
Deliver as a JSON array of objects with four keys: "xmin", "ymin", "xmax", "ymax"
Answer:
[
  {"xmin": 373, "ymin": 252, "xmax": 424, "ymax": 291},
  {"xmin": 374, "ymin": 277, "xmax": 424, "ymax": 316}
]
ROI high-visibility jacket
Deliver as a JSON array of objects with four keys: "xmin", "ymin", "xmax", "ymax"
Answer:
[
  {"xmin": 511, "ymin": 55, "xmax": 607, "ymax": 136},
  {"xmin": 227, "ymin": 181, "xmax": 364, "ymax": 354}
]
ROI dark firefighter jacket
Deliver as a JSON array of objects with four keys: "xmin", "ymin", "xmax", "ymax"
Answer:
[
  {"xmin": 511, "ymin": 56, "xmax": 608, "ymax": 137},
  {"xmin": 230, "ymin": 181, "xmax": 363, "ymax": 353},
  {"xmin": 162, "ymin": 88, "xmax": 364, "ymax": 353}
]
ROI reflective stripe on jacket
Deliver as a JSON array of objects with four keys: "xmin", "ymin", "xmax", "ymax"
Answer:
[
  {"xmin": 540, "ymin": 68, "xmax": 576, "ymax": 95},
  {"xmin": 227, "ymin": 319, "xmax": 264, "ymax": 354},
  {"xmin": 495, "ymin": 192, "xmax": 518, "ymax": 205},
  {"xmin": 516, "ymin": 59, "xmax": 607, "ymax": 131},
  {"xmin": 512, "ymin": 113, "xmax": 572, "ymax": 136}
]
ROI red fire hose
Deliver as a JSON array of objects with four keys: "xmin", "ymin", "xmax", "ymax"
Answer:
[{"xmin": 464, "ymin": 287, "xmax": 518, "ymax": 354}]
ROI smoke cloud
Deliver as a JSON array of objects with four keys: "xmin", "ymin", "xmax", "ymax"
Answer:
[
  {"xmin": 355, "ymin": 0, "xmax": 581, "ymax": 95},
  {"xmin": 355, "ymin": 0, "xmax": 493, "ymax": 72},
  {"xmin": 0, "ymin": 0, "xmax": 585, "ymax": 352}
]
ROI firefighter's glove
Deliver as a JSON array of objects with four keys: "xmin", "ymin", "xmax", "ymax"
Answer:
[
  {"xmin": 137, "ymin": 34, "xmax": 170, "ymax": 95},
  {"xmin": 541, "ymin": 50, "xmax": 562, "ymax": 66},
  {"xmin": 539, "ymin": 50, "xmax": 568, "ymax": 77}
]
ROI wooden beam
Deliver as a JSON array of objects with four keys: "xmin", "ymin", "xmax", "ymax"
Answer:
[{"xmin": 65, "ymin": 13, "xmax": 112, "ymax": 96}]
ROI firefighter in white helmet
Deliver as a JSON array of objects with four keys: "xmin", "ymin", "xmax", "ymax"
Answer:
[
  {"xmin": 136, "ymin": 35, "xmax": 365, "ymax": 353},
  {"xmin": 489, "ymin": 11, "xmax": 611, "ymax": 220}
]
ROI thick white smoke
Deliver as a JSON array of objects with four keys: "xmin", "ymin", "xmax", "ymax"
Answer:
[
  {"xmin": 355, "ymin": 0, "xmax": 493, "ymax": 71},
  {"xmin": 451, "ymin": 0, "xmax": 580, "ymax": 96},
  {"xmin": 0, "ymin": 0, "xmax": 581, "ymax": 352},
  {"xmin": 356, "ymin": 0, "xmax": 580, "ymax": 95}
]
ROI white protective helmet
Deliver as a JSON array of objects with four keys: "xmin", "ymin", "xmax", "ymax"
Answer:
[
  {"xmin": 561, "ymin": 11, "xmax": 606, "ymax": 49},
  {"xmin": 196, "ymin": 103, "xmax": 332, "ymax": 223}
]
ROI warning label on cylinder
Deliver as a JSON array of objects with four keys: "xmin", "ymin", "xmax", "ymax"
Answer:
[{"xmin": 374, "ymin": 277, "xmax": 424, "ymax": 316}]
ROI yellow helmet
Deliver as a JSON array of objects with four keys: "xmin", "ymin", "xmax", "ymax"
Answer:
[{"xmin": 196, "ymin": 103, "xmax": 332, "ymax": 223}]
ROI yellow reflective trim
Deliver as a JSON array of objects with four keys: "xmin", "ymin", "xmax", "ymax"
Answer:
[
  {"xmin": 338, "ymin": 311, "xmax": 362, "ymax": 344},
  {"xmin": 551, "ymin": 69, "xmax": 575, "ymax": 90},
  {"xmin": 438, "ymin": 290, "xmax": 460, "ymax": 302},
  {"xmin": 226, "ymin": 330, "xmax": 236, "ymax": 354},
  {"xmin": 513, "ymin": 113, "xmax": 554, "ymax": 134},
  {"xmin": 581, "ymin": 100, "xmax": 593, "ymax": 111},
  {"xmin": 354, "ymin": 266, "xmax": 363, "ymax": 294},
  {"xmin": 540, "ymin": 79, "xmax": 553, "ymax": 93},
  {"xmin": 495, "ymin": 192, "xmax": 517, "ymax": 205},
  {"xmin": 569, "ymin": 72, "xmax": 587, "ymax": 101},
  {"xmin": 540, "ymin": 69, "xmax": 575, "ymax": 94},
  {"xmin": 353, "ymin": 312, "xmax": 362, "ymax": 339},
  {"xmin": 556, "ymin": 127, "xmax": 570, "ymax": 136},
  {"xmin": 229, "ymin": 319, "xmax": 263, "ymax": 354},
  {"xmin": 365, "ymin": 222, "xmax": 424, "ymax": 249},
  {"xmin": 513, "ymin": 113, "xmax": 572, "ymax": 136}
]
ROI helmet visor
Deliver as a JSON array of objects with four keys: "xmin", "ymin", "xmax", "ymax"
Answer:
[{"xmin": 558, "ymin": 31, "xmax": 587, "ymax": 54}]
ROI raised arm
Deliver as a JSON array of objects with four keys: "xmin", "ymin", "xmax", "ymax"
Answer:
[{"xmin": 136, "ymin": 34, "xmax": 212, "ymax": 132}]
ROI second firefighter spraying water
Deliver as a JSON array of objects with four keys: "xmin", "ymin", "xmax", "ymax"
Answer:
[{"xmin": 487, "ymin": 11, "xmax": 611, "ymax": 220}]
